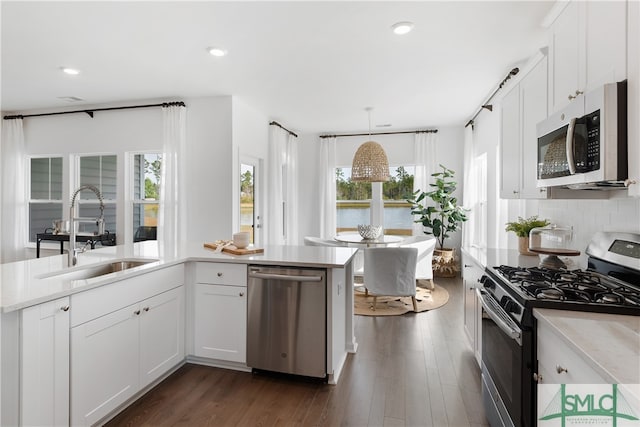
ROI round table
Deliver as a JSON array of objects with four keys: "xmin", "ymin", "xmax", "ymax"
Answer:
[{"xmin": 334, "ymin": 233, "xmax": 404, "ymax": 247}]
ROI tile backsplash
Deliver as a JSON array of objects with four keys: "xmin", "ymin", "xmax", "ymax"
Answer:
[{"xmin": 533, "ymin": 197, "xmax": 640, "ymax": 252}]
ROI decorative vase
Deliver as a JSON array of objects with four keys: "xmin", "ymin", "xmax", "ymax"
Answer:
[
  {"xmin": 432, "ymin": 248, "xmax": 459, "ymax": 277},
  {"xmin": 518, "ymin": 237, "xmax": 537, "ymax": 256}
]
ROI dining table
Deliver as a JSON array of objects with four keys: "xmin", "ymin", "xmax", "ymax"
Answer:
[{"xmin": 334, "ymin": 233, "xmax": 405, "ymax": 247}]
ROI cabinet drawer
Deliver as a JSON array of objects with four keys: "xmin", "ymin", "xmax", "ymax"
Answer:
[
  {"xmin": 70, "ymin": 264, "xmax": 184, "ymax": 327},
  {"xmin": 195, "ymin": 262, "xmax": 247, "ymax": 286},
  {"xmin": 537, "ymin": 323, "xmax": 607, "ymax": 384}
]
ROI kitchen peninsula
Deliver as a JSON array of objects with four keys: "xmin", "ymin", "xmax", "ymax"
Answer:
[{"xmin": 0, "ymin": 242, "xmax": 358, "ymax": 426}]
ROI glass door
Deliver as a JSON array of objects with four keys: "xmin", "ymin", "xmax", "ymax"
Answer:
[{"xmin": 240, "ymin": 159, "xmax": 262, "ymax": 246}]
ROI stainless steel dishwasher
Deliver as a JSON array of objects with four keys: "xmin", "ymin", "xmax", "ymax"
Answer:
[{"xmin": 247, "ymin": 265, "xmax": 326, "ymax": 378}]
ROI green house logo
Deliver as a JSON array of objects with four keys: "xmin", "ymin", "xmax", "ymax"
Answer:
[{"xmin": 539, "ymin": 384, "xmax": 639, "ymax": 427}]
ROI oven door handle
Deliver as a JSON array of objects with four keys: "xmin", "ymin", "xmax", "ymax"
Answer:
[{"xmin": 476, "ymin": 288, "xmax": 523, "ymax": 346}]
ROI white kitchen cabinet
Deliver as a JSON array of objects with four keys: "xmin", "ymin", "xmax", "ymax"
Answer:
[
  {"xmin": 193, "ymin": 262, "xmax": 247, "ymax": 363},
  {"xmin": 71, "ymin": 286, "xmax": 184, "ymax": 426},
  {"xmin": 139, "ymin": 286, "xmax": 185, "ymax": 388},
  {"xmin": 536, "ymin": 317, "xmax": 607, "ymax": 384},
  {"xmin": 462, "ymin": 252, "xmax": 483, "ymax": 366},
  {"xmin": 20, "ymin": 296, "xmax": 70, "ymax": 427},
  {"xmin": 71, "ymin": 302, "xmax": 140, "ymax": 426},
  {"xmin": 548, "ymin": 0, "xmax": 627, "ymax": 114},
  {"xmin": 500, "ymin": 83, "xmax": 521, "ymax": 198},
  {"xmin": 500, "ymin": 55, "xmax": 549, "ymax": 200}
]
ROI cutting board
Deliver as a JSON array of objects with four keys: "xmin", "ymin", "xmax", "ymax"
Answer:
[{"xmin": 203, "ymin": 242, "xmax": 264, "ymax": 255}]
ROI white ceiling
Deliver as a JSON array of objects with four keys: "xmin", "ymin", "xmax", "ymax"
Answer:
[{"xmin": 1, "ymin": 1, "xmax": 553, "ymax": 134}]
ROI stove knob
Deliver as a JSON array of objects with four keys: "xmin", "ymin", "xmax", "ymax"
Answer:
[{"xmin": 504, "ymin": 300, "xmax": 520, "ymax": 314}]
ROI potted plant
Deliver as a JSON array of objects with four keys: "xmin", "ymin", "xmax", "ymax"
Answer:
[
  {"xmin": 407, "ymin": 164, "xmax": 468, "ymax": 277},
  {"xmin": 505, "ymin": 215, "xmax": 550, "ymax": 255}
]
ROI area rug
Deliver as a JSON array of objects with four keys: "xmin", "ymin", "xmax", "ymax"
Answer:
[{"xmin": 354, "ymin": 282, "xmax": 449, "ymax": 316}]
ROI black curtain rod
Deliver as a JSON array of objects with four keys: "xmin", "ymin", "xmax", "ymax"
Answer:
[
  {"xmin": 3, "ymin": 101, "xmax": 186, "ymax": 120},
  {"xmin": 269, "ymin": 121, "xmax": 298, "ymax": 138},
  {"xmin": 319, "ymin": 129, "xmax": 438, "ymax": 139},
  {"xmin": 465, "ymin": 67, "xmax": 519, "ymax": 128}
]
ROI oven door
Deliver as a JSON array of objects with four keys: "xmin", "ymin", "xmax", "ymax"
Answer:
[{"xmin": 477, "ymin": 288, "xmax": 523, "ymax": 427}]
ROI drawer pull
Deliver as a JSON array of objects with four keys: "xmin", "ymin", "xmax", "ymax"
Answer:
[
  {"xmin": 533, "ymin": 373, "xmax": 543, "ymax": 383},
  {"xmin": 134, "ymin": 310, "xmax": 141, "ymax": 316},
  {"xmin": 143, "ymin": 307, "xmax": 150, "ymax": 312},
  {"xmin": 239, "ymin": 292, "xmax": 245, "ymax": 297},
  {"xmin": 556, "ymin": 365, "xmax": 568, "ymax": 374},
  {"xmin": 61, "ymin": 305, "xmax": 70, "ymax": 312},
  {"xmin": 217, "ymin": 272, "xmax": 223, "ymax": 277}
]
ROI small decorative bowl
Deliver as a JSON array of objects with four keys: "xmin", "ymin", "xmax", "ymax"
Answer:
[{"xmin": 357, "ymin": 224, "xmax": 382, "ymax": 240}]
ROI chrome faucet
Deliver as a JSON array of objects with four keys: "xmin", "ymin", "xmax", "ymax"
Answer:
[{"xmin": 69, "ymin": 184, "xmax": 105, "ymax": 266}]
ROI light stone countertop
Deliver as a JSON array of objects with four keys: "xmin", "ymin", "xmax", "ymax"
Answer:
[
  {"xmin": 534, "ymin": 308, "xmax": 640, "ymax": 405},
  {"xmin": 0, "ymin": 241, "xmax": 358, "ymax": 313}
]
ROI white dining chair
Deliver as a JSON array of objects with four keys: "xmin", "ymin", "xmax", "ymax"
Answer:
[
  {"xmin": 400, "ymin": 235, "xmax": 437, "ymax": 289},
  {"xmin": 363, "ymin": 247, "xmax": 418, "ymax": 311}
]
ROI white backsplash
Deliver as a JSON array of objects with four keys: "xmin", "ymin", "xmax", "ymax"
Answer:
[{"xmin": 527, "ymin": 197, "xmax": 640, "ymax": 253}]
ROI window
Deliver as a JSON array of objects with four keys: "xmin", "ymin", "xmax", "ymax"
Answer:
[
  {"xmin": 132, "ymin": 153, "xmax": 160, "ymax": 242},
  {"xmin": 77, "ymin": 155, "xmax": 117, "ymax": 234},
  {"xmin": 28, "ymin": 157, "xmax": 63, "ymax": 242},
  {"xmin": 336, "ymin": 166, "xmax": 414, "ymax": 235}
]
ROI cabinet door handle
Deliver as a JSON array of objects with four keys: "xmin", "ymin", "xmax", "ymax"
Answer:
[
  {"xmin": 533, "ymin": 373, "xmax": 543, "ymax": 383},
  {"xmin": 464, "ymin": 264, "xmax": 472, "ymax": 268},
  {"xmin": 60, "ymin": 305, "xmax": 70, "ymax": 312},
  {"xmin": 513, "ymin": 190, "xmax": 519, "ymax": 195},
  {"xmin": 134, "ymin": 310, "xmax": 141, "ymax": 315},
  {"xmin": 556, "ymin": 365, "xmax": 568, "ymax": 374},
  {"xmin": 217, "ymin": 272, "xmax": 223, "ymax": 277},
  {"xmin": 568, "ymin": 90, "xmax": 584, "ymax": 100},
  {"xmin": 143, "ymin": 307, "xmax": 150, "ymax": 312},
  {"xmin": 239, "ymin": 292, "xmax": 245, "ymax": 297}
]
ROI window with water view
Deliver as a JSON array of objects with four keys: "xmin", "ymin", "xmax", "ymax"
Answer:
[{"xmin": 336, "ymin": 166, "xmax": 415, "ymax": 235}]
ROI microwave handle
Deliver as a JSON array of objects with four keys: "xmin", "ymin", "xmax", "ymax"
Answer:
[{"xmin": 565, "ymin": 117, "xmax": 577, "ymax": 175}]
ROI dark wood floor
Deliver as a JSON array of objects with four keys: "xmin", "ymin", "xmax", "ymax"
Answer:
[{"xmin": 105, "ymin": 277, "xmax": 487, "ymax": 427}]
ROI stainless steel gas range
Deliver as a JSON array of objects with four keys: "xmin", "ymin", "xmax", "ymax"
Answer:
[{"xmin": 478, "ymin": 232, "xmax": 640, "ymax": 427}]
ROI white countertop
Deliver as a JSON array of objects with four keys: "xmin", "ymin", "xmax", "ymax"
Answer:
[
  {"xmin": 462, "ymin": 246, "xmax": 588, "ymax": 270},
  {"xmin": 0, "ymin": 241, "xmax": 358, "ymax": 313},
  {"xmin": 534, "ymin": 308, "xmax": 640, "ymax": 404}
]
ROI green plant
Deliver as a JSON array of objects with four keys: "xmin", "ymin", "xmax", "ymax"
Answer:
[
  {"xmin": 407, "ymin": 164, "xmax": 469, "ymax": 250},
  {"xmin": 505, "ymin": 216, "xmax": 550, "ymax": 238}
]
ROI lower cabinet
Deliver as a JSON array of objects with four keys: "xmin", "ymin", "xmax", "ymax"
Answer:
[
  {"xmin": 462, "ymin": 252, "xmax": 484, "ymax": 366},
  {"xmin": 20, "ymin": 296, "xmax": 70, "ymax": 427},
  {"xmin": 536, "ymin": 319, "xmax": 607, "ymax": 384},
  {"xmin": 193, "ymin": 283, "xmax": 247, "ymax": 363},
  {"xmin": 70, "ymin": 286, "xmax": 184, "ymax": 426}
]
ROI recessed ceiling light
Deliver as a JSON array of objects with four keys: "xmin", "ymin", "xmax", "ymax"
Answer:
[
  {"xmin": 60, "ymin": 67, "xmax": 80, "ymax": 75},
  {"xmin": 391, "ymin": 21, "xmax": 414, "ymax": 35},
  {"xmin": 208, "ymin": 47, "xmax": 228, "ymax": 57}
]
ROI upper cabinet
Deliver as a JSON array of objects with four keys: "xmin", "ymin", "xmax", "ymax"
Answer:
[
  {"xmin": 500, "ymin": 54, "xmax": 549, "ymax": 200},
  {"xmin": 548, "ymin": 1, "xmax": 627, "ymax": 114}
]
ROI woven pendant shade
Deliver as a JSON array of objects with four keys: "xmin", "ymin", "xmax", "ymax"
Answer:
[{"xmin": 351, "ymin": 140, "xmax": 390, "ymax": 182}]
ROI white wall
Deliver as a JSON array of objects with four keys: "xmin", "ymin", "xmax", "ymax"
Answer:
[
  {"xmin": 296, "ymin": 127, "xmax": 466, "ymax": 248},
  {"xmin": 9, "ymin": 95, "xmax": 268, "ymax": 255}
]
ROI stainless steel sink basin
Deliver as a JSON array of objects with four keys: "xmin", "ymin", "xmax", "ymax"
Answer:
[{"xmin": 40, "ymin": 259, "xmax": 158, "ymax": 281}]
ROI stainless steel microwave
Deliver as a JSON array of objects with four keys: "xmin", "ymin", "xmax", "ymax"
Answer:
[{"xmin": 536, "ymin": 81, "xmax": 627, "ymax": 189}]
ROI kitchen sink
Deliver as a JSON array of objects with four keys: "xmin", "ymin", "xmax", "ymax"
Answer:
[{"xmin": 39, "ymin": 259, "xmax": 158, "ymax": 281}]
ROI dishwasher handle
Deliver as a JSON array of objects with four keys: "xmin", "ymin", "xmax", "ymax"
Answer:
[{"xmin": 248, "ymin": 270, "xmax": 323, "ymax": 282}]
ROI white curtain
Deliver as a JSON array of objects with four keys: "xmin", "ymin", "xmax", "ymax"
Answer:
[
  {"xmin": 158, "ymin": 104, "xmax": 187, "ymax": 255},
  {"xmin": 1, "ymin": 118, "xmax": 27, "ymax": 263},
  {"xmin": 412, "ymin": 132, "xmax": 437, "ymax": 235},
  {"xmin": 319, "ymin": 137, "xmax": 337, "ymax": 239},
  {"xmin": 266, "ymin": 125, "xmax": 298, "ymax": 245},
  {"xmin": 462, "ymin": 125, "xmax": 475, "ymax": 247}
]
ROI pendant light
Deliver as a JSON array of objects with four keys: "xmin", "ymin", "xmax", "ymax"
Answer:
[{"xmin": 351, "ymin": 108, "xmax": 390, "ymax": 182}]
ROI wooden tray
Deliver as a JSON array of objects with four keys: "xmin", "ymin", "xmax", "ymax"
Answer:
[{"xmin": 203, "ymin": 242, "xmax": 264, "ymax": 255}]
